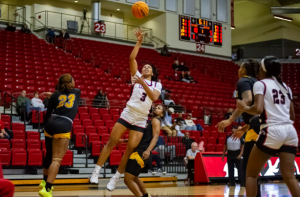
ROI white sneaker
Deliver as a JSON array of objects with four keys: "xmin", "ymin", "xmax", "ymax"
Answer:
[
  {"xmin": 90, "ymin": 172, "xmax": 99, "ymax": 184},
  {"xmin": 107, "ymin": 175, "xmax": 120, "ymax": 191}
]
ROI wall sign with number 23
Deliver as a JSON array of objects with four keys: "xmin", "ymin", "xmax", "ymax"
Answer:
[{"xmin": 94, "ymin": 22, "xmax": 106, "ymax": 33}]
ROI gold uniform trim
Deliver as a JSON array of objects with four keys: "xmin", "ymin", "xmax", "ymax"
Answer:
[
  {"xmin": 245, "ymin": 129, "xmax": 258, "ymax": 142},
  {"xmin": 129, "ymin": 152, "xmax": 145, "ymax": 168},
  {"xmin": 44, "ymin": 130, "xmax": 71, "ymax": 139}
]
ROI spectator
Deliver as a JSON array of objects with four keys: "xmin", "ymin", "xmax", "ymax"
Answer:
[
  {"xmin": 16, "ymin": 90, "xmax": 31, "ymax": 116},
  {"xmin": 21, "ymin": 24, "xmax": 31, "ymax": 34},
  {"xmin": 186, "ymin": 142, "xmax": 199, "ymax": 160},
  {"xmin": 233, "ymin": 90, "xmax": 237, "ymax": 98},
  {"xmin": 175, "ymin": 113, "xmax": 187, "ymax": 130},
  {"xmin": 163, "ymin": 94, "xmax": 175, "ymax": 106},
  {"xmin": 224, "ymin": 108, "xmax": 234, "ymax": 120},
  {"xmin": 159, "ymin": 80, "xmax": 171, "ymax": 101},
  {"xmin": 59, "ymin": 29, "xmax": 70, "ymax": 40},
  {"xmin": 31, "ymin": 91, "xmax": 46, "ymax": 111},
  {"xmin": 172, "ymin": 60, "xmax": 180, "ymax": 71},
  {"xmin": 43, "ymin": 93, "xmax": 51, "ymax": 109},
  {"xmin": 0, "ymin": 113, "xmax": 9, "ymax": 140},
  {"xmin": 153, "ymin": 136, "xmax": 176, "ymax": 162},
  {"xmin": 185, "ymin": 114, "xmax": 197, "ymax": 131},
  {"xmin": 47, "ymin": 27, "xmax": 56, "ymax": 44},
  {"xmin": 180, "ymin": 72, "xmax": 190, "ymax": 83},
  {"xmin": 175, "ymin": 121, "xmax": 184, "ymax": 137},
  {"xmin": 182, "ymin": 132, "xmax": 194, "ymax": 150},
  {"xmin": 179, "ymin": 62, "xmax": 189, "ymax": 72},
  {"xmin": 161, "ymin": 108, "xmax": 177, "ymax": 136},
  {"xmin": 6, "ymin": 23, "xmax": 15, "ymax": 32},
  {"xmin": 93, "ymin": 90, "xmax": 107, "ymax": 108},
  {"xmin": 147, "ymin": 154, "xmax": 165, "ymax": 175},
  {"xmin": 222, "ymin": 129, "xmax": 244, "ymax": 187},
  {"xmin": 161, "ymin": 45, "xmax": 170, "ymax": 56},
  {"xmin": 184, "ymin": 71, "xmax": 196, "ymax": 83}
]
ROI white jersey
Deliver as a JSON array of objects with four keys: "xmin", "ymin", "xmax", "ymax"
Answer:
[
  {"xmin": 253, "ymin": 79, "xmax": 293, "ymax": 128},
  {"xmin": 126, "ymin": 71, "xmax": 162, "ymax": 115}
]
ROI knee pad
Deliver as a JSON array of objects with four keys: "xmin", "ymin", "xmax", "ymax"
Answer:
[{"xmin": 52, "ymin": 158, "xmax": 62, "ymax": 166}]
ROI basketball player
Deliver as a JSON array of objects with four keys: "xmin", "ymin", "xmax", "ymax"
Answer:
[
  {"xmin": 124, "ymin": 104, "xmax": 165, "ymax": 197},
  {"xmin": 216, "ymin": 59, "xmax": 261, "ymax": 194},
  {"xmin": 90, "ymin": 28, "xmax": 162, "ymax": 191},
  {"xmin": 236, "ymin": 56, "xmax": 300, "ymax": 197},
  {"xmin": 39, "ymin": 74, "xmax": 81, "ymax": 197}
]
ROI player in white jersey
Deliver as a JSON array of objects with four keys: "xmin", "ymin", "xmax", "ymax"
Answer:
[
  {"xmin": 90, "ymin": 28, "xmax": 162, "ymax": 190},
  {"xmin": 236, "ymin": 56, "xmax": 300, "ymax": 197}
]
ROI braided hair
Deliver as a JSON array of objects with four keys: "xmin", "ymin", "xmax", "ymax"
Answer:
[
  {"xmin": 243, "ymin": 59, "xmax": 260, "ymax": 78},
  {"xmin": 57, "ymin": 73, "xmax": 74, "ymax": 92}
]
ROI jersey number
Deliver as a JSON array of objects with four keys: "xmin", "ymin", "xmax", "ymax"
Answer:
[
  {"xmin": 272, "ymin": 89, "xmax": 285, "ymax": 105},
  {"xmin": 57, "ymin": 94, "xmax": 76, "ymax": 108},
  {"xmin": 140, "ymin": 93, "xmax": 147, "ymax": 102}
]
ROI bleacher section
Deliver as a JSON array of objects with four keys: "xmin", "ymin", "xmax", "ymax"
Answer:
[{"xmin": 0, "ymin": 30, "xmax": 299, "ymax": 173}]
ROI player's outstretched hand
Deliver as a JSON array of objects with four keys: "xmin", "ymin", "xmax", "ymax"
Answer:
[
  {"xmin": 236, "ymin": 99, "xmax": 246, "ymax": 112},
  {"xmin": 134, "ymin": 75, "xmax": 145, "ymax": 85},
  {"xmin": 231, "ymin": 124, "xmax": 249, "ymax": 141},
  {"xmin": 133, "ymin": 27, "xmax": 143, "ymax": 42},
  {"xmin": 142, "ymin": 150, "xmax": 151, "ymax": 160},
  {"xmin": 216, "ymin": 119, "xmax": 232, "ymax": 132}
]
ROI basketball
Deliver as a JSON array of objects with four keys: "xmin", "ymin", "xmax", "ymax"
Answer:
[{"xmin": 132, "ymin": 1, "xmax": 149, "ymax": 19}]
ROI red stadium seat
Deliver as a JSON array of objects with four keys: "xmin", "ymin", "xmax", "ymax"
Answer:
[
  {"xmin": 78, "ymin": 107, "xmax": 88, "ymax": 114},
  {"xmin": 99, "ymin": 109, "xmax": 109, "ymax": 115},
  {"xmin": 88, "ymin": 133, "xmax": 100, "ymax": 146},
  {"xmin": 11, "ymin": 123, "xmax": 25, "ymax": 131},
  {"xmin": 11, "ymin": 139, "xmax": 26, "ymax": 150},
  {"xmin": 73, "ymin": 118, "xmax": 81, "ymax": 126},
  {"xmin": 110, "ymin": 109, "xmax": 120, "ymax": 116},
  {"xmin": 26, "ymin": 131, "xmax": 40, "ymax": 141},
  {"xmin": 97, "ymin": 126, "xmax": 108, "ymax": 134},
  {"xmin": 191, "ymin": 131, "xmax": 200, "ymax": 138},
  {"xmin": 218, "ymin": 137, "xmax": 226, "ymax": 144},
  {"xmin": 206, "ymin": 144, "xmax": 216, "ymax": 152},
  {"xmin": 216, "ymin": 144, "xmax": 225, "ymax": 152},
  {"xmin": 11, "ymin": 149, "xmax": 27, "ymax": 166},
  {"xmin": 202, "ymin": 131, "xmax": 210, "ymax": 138},
  {"xmin": 61, "ymin": 150, "xmax": 73, "ymax": 166},
  {"xmin": 89, "ymin": 107, "xmax": 99, "ymax": 114},
  {"xmin": 91, "ymin": 141, "xmax": 103, "ymax": 156},
  {"xmin": 94, "ymin": 120, "xmax": 104, "ymax": 127},
  {"xmin": 101, "ymin": 134, "xmax": 110, "ymax": 144},
  {"xmin": 0, "ymin": 149, "xmax": 11, "ymax": 166},
  {"xmin": 105, "ymin": 120, "xmax": 114, "ymax": 128},
  {"xmin": 0, "ymin": 139, "xmax": 10, "ymax": 150},
  {"xmin": 112, "ymin": 115, "xmax": 119, "ymax": 122},
  {"xmin": 31, "ymin": 110, "xmax": 44, "ymax": 123},
  {"xmin": 207, "ymin": 137, "xmax": 216, "ymax": 144},
  {"xmin": 110, "ymin": 150, "xmax": 122, "ymax": 166},
  {"xmin": 210, "ymin": 131, "xmax": 219, "ymax": 138},
  {"xmin": 219, "ymin": 132, "xmax": 227, "ymax": 138},
  {"xmin": 82, "ymin": 119, "xmax": 93, "ymax": 127},
  {"xmin": 41, "ymin": 140, "xmax": 46, "ymax": 150},
  {"xmin": 1, "ymin": 115, "xmax": 11, "ymax": 123},
  {"xmin": 26, "ymin": 140, "xmax": 41, "ymax": 150},
  {"xmin": 175, "ymin": 144, "xmax": 186, "ymax": 157},
  {"xmin": 102, "ymin": 114, "xmax": 112, "ymax": 121},
  {"xmin": 75, "ymin": 133, "xmax": 87, "ymax": 148},
  {"xmin": 118, "ymin": 144, "xmax": 127, "ymax": 152},
  {"xmin": 85, "ymin": 126, "xmax": 97, "ymax": 134},
  {"xmin": 79, "ymin": 113, "xmax": 90, "ymax": 120},
  {"xmin": 28, "ymin": 149, "xmax": 43, "ymax": 166},
  {"xmin": 73, "ymin": 125, "xmax": 85, "ymax": 134},
  {"xmin": 12, "ymin": 130, "xmax": 25, "ymax": 140},
  {"xmin": 198, "ymin": 137, "xmax": 207, "ymax": 144},
  {"xmin": 91, "ymin": 113, "xmax": 101, "ymax": 121}
]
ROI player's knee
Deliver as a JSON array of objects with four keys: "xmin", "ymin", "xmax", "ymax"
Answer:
[
  {"xmin": 43, "ymin": 152, "xmax": 52, "ymax": 169},
  {"xmin": 106, "ymin": 138, "xmax": 118, "ymax": 148},
  {"xmin": 124, "ymin": 174, "xmax": 133, "ymax": 185},
  {"xmin": 52, "ymin": 157, "xmax": 63, "ymax": 166}
]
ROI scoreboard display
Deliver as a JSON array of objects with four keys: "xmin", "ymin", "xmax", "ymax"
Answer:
[{"xmin": 179, "ymin": 15, "xmax": 222, "ymax": 46}]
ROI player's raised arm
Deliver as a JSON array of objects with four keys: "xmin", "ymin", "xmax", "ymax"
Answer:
[{"xmin": 129, "ymin": 28, "xmax": 143, "ymax": 76}]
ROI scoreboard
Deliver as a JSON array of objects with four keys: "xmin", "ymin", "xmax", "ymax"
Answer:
[{"xmin": 179, "ymin": 15, "xmax": 222, "ymax": 46}]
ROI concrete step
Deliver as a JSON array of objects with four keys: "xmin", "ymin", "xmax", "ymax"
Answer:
[
  {"xmin": 73, "ymin": 163, "xmax": 97, "ymax": 168},
  {"xmin": 73, "ymin": 154, "xmax": 90, "ymax": 158},
  {"xmin": 72, "ymin": 150, "xmax": 78, "ymax": 154},
  {"xmin": 73, "ymin": 158, "xmax": 94, "ymax": 164}
]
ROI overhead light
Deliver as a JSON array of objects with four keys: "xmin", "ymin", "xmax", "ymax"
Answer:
[
  {"xmin": 274, "ymin": 15, "xmax": 292, "ymax": 22},
  {"xmin": 117, "ymin": 9, "xmax": 120, "ymax": 11},
  {"xmin": 231, "ymin": 26, "xmax": 235, "ymax": 29},
  {"xmin": 75, "ymin": 1, "xmax": 78, "ymax": 2}
]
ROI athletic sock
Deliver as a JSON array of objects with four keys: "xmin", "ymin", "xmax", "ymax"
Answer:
[
  {"xmin": 115, "ymin": 171, "xmax": 122, "ymax": 178},
  {"xmin": 45, "ymin": 182, "xmax": 52, "ymax": 192},
  {"xmin": 43, "ymin": 175, "xmax": 48, "ymax": 182},
  {"xmin": 93, "ymin": 165, "xmax": 101, "ymax": 175},
  {"xmin": 143, "ymin": 193, "xmax": 149, "ymax": 197}
]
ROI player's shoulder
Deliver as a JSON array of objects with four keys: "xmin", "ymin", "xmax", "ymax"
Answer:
[
  {"xmin": 71, "ymin": 88, "xmax": 81, "ymax": 94},
  {"xmin": 154, "ymin": 81, "xmax": 162, "ymax": 88}
]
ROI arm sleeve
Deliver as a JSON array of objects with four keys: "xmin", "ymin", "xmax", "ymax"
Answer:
[
  {"xmin": 154, "ymin": 82, "xmax": 162, "ymax": 93},
  {"xmin": 236, "ymin": 80, "xmax": 252, "ymax": 99},
  {"xmin": 241, "ymin": 137, "xmax": 245, "ymax": 145},
  {"xmin": 44, "ymin": 93, "xmax": 56, "ymax": 124},
  {"xmin": 225, "ymin": 136, "xmax": 228, "ymax": 145},
  {"xmin": 253, "ymin": 81, "xmax": 265, "ymax": 96},
  {"xmin": 131, "ymin": 70, "xmax": 142, "ymax": 84}
]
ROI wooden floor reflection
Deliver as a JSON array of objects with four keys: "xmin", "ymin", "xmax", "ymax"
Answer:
[{"xmin": 14, "ymin": 182, "xmax": 294, "ymax": 196}]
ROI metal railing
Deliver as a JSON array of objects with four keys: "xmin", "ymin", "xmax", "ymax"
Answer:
[
  {"xmin": 34, "ymin": 11, "xmax": 153, "ymax": 44},
  {"xmin": 152, "ymin": 36, "xmax": 170, "ymax": 46},
  {"xmin": 0, "ymin": 3, "xmax": 25, "ymax": 24}
]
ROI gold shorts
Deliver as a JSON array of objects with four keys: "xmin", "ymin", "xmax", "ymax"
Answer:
[
  {"xmin": 44, "ymin": 130, "xmax": 71, "ymax": 139},
  {"xmin": 245, "ymin": 129, "xmax": 258, "ymax": 142}
]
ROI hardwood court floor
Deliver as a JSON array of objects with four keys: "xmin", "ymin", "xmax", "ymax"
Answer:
[{"xmin": 14, "ymin": 181, "xmax": 293, "ymax": 196}]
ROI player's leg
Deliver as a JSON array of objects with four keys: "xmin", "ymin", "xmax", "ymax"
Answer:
[
  {"xmin": 246, "ymin": 146, "xmax": 271, "ymax": 197},
  {"xmin": 124, "ymin": 173, "xmax": 143, "ymax": 197},
  {"xmin": 134, "ymin": 177, "xmax": 148, "ymax": 196},
  {"xmin": 39, "ymin": 138, "xmax": 69, "ymax": 197},
  {"xmin": 40, "ymin": 136, "xmax": 53, "ymax": 189},
  {"xmin": 90, "ymin": 122, "xmax": 127, "ymax": 183},
  {"xmin": 107, "ymin": 129, "xmax": 143, "ymax": 191}
]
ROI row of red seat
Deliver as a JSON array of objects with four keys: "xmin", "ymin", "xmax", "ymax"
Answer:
[
  {"xmin": 0, "ymin": 149, "xmax": 73, "ymax": 167},
  {"xmin": 0, "ymin": 139, "xmax": 42, "ymax": 150}
]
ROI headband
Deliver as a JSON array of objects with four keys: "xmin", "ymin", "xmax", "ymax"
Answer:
[{"xmin": 261, "ymin": 58, "xmax": 267, "ymax": 72}]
